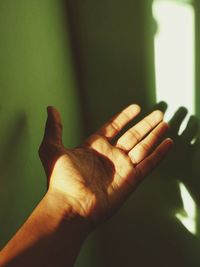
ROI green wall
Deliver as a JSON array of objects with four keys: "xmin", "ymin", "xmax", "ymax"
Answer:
[
  {"xmin": 65, "ymin": 0, "xmax": 156, "ymax": 136},
  {"xmin": 0, "ymin": 0, "xmax": 82, "ymax": 247},
  {"xmin": 0, "ymin": 1, "xmax": 199, "ymax": 267}
]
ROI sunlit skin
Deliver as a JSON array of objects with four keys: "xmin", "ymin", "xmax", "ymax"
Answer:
[
  {"xmin": 0, "ymin": 104, "xmax": 173, "ymax": 267},
  {"xmin": 39, "ymin": 104, "xmax": 173, "ymax": 226}
]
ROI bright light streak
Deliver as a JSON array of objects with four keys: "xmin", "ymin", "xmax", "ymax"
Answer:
[
  {"xmin": 176, "ymin": 183, "xmax": 197, "ymax": 235},
  {"xmin": 153, "ymin": 0, "xmax": 195, "ymax": 124},
  {"xmin": 153, "ymin": 0, "xmax": 197, "ymax": 235}
]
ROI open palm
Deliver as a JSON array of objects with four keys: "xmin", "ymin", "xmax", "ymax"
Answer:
[{"xmin": 39, "ymin": 105, "xmax": 172, "ymax": 226}]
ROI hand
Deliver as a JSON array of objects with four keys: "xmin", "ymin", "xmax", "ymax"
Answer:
[{"xmin": 39, "ymin": 104, "xmax": 173, "ymax": 227}]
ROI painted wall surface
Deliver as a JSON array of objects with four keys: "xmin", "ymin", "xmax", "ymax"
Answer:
[
  {"xmin": 65, "ymin": 0, "xmax": 156, "ymax": 136},
  {"xmin": 0, "ymin": 0, "xmax": 82, "ymax": 248},
  {"xmin": 0, "ymin": 1, "xmax": 200, "ymax": 267},
  {"xmin": 67, "ymin": 1, "xmax": 200, "ymax": 267}
]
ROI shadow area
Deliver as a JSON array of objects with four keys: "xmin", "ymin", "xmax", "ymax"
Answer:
[
  {"xmin": 59, "ymin": 1, "xmax": 200, "ymax": 266},
  {"xmin": 0, "ymin": 113, "xmax": 28, "ymax": 248},
  {"xmin": 62, "ymin": 0, "xmax": 156, "ymax": 137},
  {"xmin": 95, "ymin": 102, "xmax": 200, "ymax": 267},
  {"xmin": 157, "ymin": 102, "xmax": 200, "ymax": 206}
]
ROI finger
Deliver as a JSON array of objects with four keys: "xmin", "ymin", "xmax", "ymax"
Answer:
[
  {"xmin": 169, "ymin": 107, "xmax": 188, "ymax": 136},
  {"xmin": 135, "ymin": 138, "xmax": 173, "ymax": 180},
  {"xmin": 42, "ymin": 106, "xmax": 63, "ymax": 144},
  {"xmin": 128, "ymin": 122, "xmax": 169, "ymax": 164},
  {"xmin": 152, "ymin": 101, "xmax": 168, "ymax": 113},
  {"xmin": 96, "ymin": 104, "xmax": 141, "ymax": 140},
  {"xmin": 181, "ymin": 115, "xmax": 199, "ymax": 143},
  {"xmin": 116, "ymin": 110, "xmax": 163, "ymax": 151}
]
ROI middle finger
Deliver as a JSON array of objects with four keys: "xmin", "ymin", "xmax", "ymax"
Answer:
[{"xmin": 116, "ymin": 110, "xmax": 163, "ymax": 152}]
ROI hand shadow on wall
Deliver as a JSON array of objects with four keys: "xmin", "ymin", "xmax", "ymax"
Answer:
[
  {"xmin": 95, "ymin": 102, "xmax": 200, "ymax": 267},
  {"xmin": 0, "ymin": 113, "xmax": 28, "ymax": 247},
  {"xmin": 156, "ymin": 101, "xmax": 200, "ymax": 234}
]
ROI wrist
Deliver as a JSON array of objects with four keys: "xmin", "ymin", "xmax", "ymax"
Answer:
[
  {"xmin": 45, "ymin": 189, "xmax": 92, "ymax": 236},
  {"xmin": 0, "ymin": 190, "xmax": 91, "ymax": 267}
]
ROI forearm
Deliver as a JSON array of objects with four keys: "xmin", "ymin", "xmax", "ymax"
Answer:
[{"xmin": 0, "ymin": 191, "xmax": 90, "ymax": 267}]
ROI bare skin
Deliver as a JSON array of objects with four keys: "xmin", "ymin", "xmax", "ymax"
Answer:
[{"xmin": 0, "ymin": 104, "xmax": 173, "ymax": 267}]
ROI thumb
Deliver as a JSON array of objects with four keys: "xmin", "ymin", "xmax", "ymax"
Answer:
[
  {"xmin": 43, "ymin": 106, "xmax": 63, "ymax": 145},
  {"xmin": 39, "ymin": 106, "xmax": 63, "ymax": 181}
]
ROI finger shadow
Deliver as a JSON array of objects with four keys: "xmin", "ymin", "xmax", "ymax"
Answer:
[
  {"xmin": 155, "ymin": 102, "xmax": 200, "ymax": 206},
  {"xmin": 96, "ymin": 102, "xmax": 200, "ymax": 267}
]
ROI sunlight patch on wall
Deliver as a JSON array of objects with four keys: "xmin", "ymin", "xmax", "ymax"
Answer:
[
  {"xmin": 153, "ymin": 0, "xmax": 195, "ymax": 123},
  {"xmin": 176, "ymin": 183, "xmax": 197, "ymax": 235},
  {"xmin": 153, "ymin": 0, "xmax": 197, "ymax": 235}
]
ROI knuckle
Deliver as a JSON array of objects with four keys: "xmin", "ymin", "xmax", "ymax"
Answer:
[
  {"xmin": 129, "ymin": 128, "xmax": 141, "ymax": 142},
  {"xmin": 111, "ymin": 120, "xmax": 121, "ymax": 132},
  {"xmin": 143, "ymin": 118, "xmax": 153, "ymax": 129},
  {"xmin": 116, "ymin": 141, "xmax": 128, "ymax": 151},
  {"xmin": 139, "ymin": 142, "xmax": 150, "ymax": 153}
]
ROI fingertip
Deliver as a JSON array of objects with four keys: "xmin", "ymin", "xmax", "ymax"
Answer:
[
  {"xmin": 165, "ymin": 138, "xmax": 174, "ymax": 148},
  {"xmin": 134, "ymin": 104, "xmax": 141, "ymax": 112},
  {"xmin": 47, "ymin": 106, "xmax": 55, "ymax": 115},
  {"xmin": 129, "ymin": 104, "xmax": 141, "ymax": 114},
  {"xmin": 46, "ymin": 106, "xmax": 61, "ymax": 120},
  {"xmin": 156, "ymin": 122, "xmax": 170, "ymax": 136},
  {"xmin": 157, "ymin": 101, "xmax": 168, "ymax": 112},
  {"xmin": 165, "ymin": 122, "xmax": 172, "ymax": 134},
  {"xmin": 179, "ymin": 106, "xmax": 188, "ymax": 114},
  {"xmin": 161, "ymin": 121, "xmax": 170, "ymax": 129},
  {"xmin": 166, "ymin": 137, "xmax": 174, "ymax": 144},
  {"xmin": 153, "ymin": 110, "xmax": 164, "ymax": 120}
]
